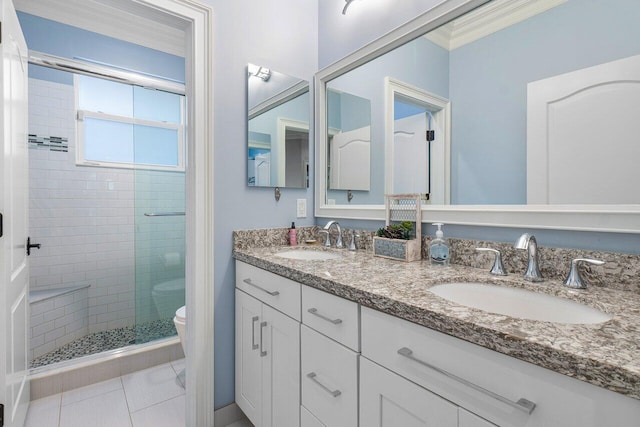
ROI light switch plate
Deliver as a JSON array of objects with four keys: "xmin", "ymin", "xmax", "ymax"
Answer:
[{"xmin": 296, "ymin": 199, "xmax": 307, "ymax": 218}]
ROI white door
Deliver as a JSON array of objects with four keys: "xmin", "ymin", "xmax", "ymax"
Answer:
[
  {"xmin": 0, "ymin": 1, "xmax": 30, "ymax": 426},
  {"xmin": 360, "ymin": 357, "xmax": 458, "ymax": 427},
  {"xmin": 255, "ymin": 153, "xmax": 271, "ymax": 187},
  {"xmin": 235, "ymin": 290, "xmax": 262, "ymax": 426},
  {"xmin": 329, "ymin": 126, "xmax": 370, "ymax": 191},
  {"xmin": 261, "ymin": 304, "xmax": 299, "ymax": 427},
  {"xmin": 393, "ymin": 113, "xmax": 428, "ymax": 195},
  {"xmin": 527, "ymin": 54, "xmax": 640, "ymax": 204}
]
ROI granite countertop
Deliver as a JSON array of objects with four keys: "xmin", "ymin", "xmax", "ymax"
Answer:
[{"xmin": 233, "ymin": 245, "xmax": 640, "ymax": 400}]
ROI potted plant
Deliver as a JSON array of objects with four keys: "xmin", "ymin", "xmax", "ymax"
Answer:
[{"xmin": 373, "ymin": 195, "xmax": 422, "ymax": 262}]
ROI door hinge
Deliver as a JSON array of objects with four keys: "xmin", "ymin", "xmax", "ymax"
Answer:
[
  {"xmin": 426, "ymin": 130, "xmax": 435, "ymax": 142},
  {"xmin": 0, "ymin": 212, "xmax": 3, "ymax": 238},
  {"xmin": 1, "ymin": 402, "xmax": 4, "ymax": 426}
]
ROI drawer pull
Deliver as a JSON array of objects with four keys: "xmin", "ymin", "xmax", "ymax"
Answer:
[
  {"xmin": 251, "ymin": 316, "xmax": 259, "ymax": 350},
  {"xmin": 307, "ymin": 308, "xmax": 343, "ymax": 325},
  {"xmin": 260, "ymin": 322, "xmax": 267, "ymax": 357},
  {"xmin": 397, "ymin": 347, "xmax": 536, "ymax": 414},
  {"xmin": 307, "ymin": 372, "xmax": 341, "ymax": 397},
  {"xmin": 243, "ymin": 278, "xmax": 280, "ymax": 296}
]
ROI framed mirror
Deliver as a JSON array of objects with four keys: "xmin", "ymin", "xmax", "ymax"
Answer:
[
  {"xmin": 248, "ymin": 63, "xmax": 310, "ymax": 188},
  {"xmin": 315, "ymin": 0, "xmax": 640, "ymax": 232}
]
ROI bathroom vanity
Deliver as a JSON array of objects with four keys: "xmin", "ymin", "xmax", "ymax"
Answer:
[{"xmin": 234, "ymin": 244, "xmax": 640, "ymax": 427}]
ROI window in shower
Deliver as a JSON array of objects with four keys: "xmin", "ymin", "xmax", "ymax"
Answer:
[{"xmin": 75, "ymin": 74, "xmax": 185, "ymax": 171}]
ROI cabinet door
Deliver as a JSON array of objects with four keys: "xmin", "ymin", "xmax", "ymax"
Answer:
[
  {"xmin": 262, "ymin": 304, "xmax": 300, "ymax": 427},
  {"xmin": 235, "ymin": 290, "xmax": 263, "ymax": 426},
  {"xmin": 459, "ymin": 409, "xmax": 496, "ymax": 427},
  {"xmin": 360, "ymin": 357, "xmax": 458, "ymax": 427}
]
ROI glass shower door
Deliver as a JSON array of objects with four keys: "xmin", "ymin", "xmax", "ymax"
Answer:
[{"xmin": 133, "ymin": 86, "xmax": 186, "ymax": 344}]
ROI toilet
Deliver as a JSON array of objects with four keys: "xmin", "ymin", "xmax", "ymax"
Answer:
[
  {"xmin": 151, "ymin": 278, "xmax": 185, "ymax": 320},
  {"xmin": 174, "ymin": 305, "xmax": 186, "ymax": 355}
]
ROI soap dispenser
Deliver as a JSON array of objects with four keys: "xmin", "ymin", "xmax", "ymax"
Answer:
[{"xmin": 429, "ymin": 223, "xmax": 450, "ymax": 266}]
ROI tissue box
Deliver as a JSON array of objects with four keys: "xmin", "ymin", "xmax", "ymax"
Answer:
[{"xmin": 373, "ymin": 236, "xmax": 421, "ymax": 262}]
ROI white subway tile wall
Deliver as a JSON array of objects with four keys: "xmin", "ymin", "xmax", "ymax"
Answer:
[
  {"xmin": 30, "ymin": 288, "xmax": 89, "ymax": 360},
  {"xmin": 28, "ymin": 77, "xmax": 185, "ymax": 359}
]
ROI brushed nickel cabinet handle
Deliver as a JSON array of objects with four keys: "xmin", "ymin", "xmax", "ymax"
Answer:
[
  {"xmin": 307, "ymin": 308, "xmax": 342, "ymax": 325},
  {"xmin": 260, "ymin": 321, "xmax": 267, "ymax": 357},
  {"xmin": 251, "ymin": 316, "xmax": 259, "ymax": 350},
  {"xmin": 243, "ymin": 278, "xmax": 280, "ymax": 296},
  {"xmin": 307, "ymin": 372, "xmax": 341, "ymax": 397},
  {"xmin": 397, "ymin": 347, "xmax": 536, "ymax": 414}
]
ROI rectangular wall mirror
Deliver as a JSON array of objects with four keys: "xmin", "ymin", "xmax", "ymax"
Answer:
[
  {"xmin": 248, "ymin": 63, "xmax": 310, "ymax": 188},
  {"xmin": 315, "ymin": 0, "xmax": 640, "ymax": 232}
]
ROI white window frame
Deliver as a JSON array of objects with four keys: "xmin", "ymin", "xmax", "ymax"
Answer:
[{"xmin": 75, "ymin": 74, "xmax": 186, "ymax": 172}]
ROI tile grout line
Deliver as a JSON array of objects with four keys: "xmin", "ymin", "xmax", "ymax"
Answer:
[
  {"xmin": 57, "ymin": 393, "xmax": 63, "ymax": 427},
  {"xmin": 120, "ymin": 376, "xmax": 135, "ymax": 427}
]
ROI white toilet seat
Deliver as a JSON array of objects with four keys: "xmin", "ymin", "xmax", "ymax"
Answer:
[{"xmin": 175, "ymin": 305, "xmax": 186, "ymax": 323}]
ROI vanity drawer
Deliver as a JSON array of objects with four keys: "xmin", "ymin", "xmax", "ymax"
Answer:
[
  {"xmin": 301, "ymin": 325, "xmax": 358, "ymax": 427},
  {"xmin": 302, "ymin": 285, "xmax": 359, "ymax": 351},
  {"xmin": 361, "ymin": 306, "xmax": 533, "ymax": 426},
  {"xmin": 236, "ymin": 261, "xmax": 301, "ymax": 321}
]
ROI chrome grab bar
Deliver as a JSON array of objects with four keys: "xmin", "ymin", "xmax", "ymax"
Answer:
[
  {"xmin": 243, "ymin": 278, "xmax": 280, "ymax": 296},
  {"xmin": 251, "ymin": 316, "xmax": 259, "ymax": 350},
  {"xmin": 144, "ymin": 212, "xmax": 185, "ymax": 217},
  {"xmin": 307, "ymin": 308, "xmax": 342, "ymax": 325},
  {"xmin": 397, "ymin": 347, "xmax": 536, "ymax": 414},
  {"xmin": 307, "ymin": 372, "xmax": 341, "ymax": 397},
  {"xmin": 260, "ymin": 322, "xmax": 267, "ymax": 357}
]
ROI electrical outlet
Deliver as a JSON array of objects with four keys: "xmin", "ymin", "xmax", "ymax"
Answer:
[{"xmin": 296, "ymin": 199, "xmax": 307, "ymax": 218}]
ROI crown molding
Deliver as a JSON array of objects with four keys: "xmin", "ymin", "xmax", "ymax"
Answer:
[
  {"xmin": 14, "ymin": 0, "xmax": 185, "ymax": 57},
  {"xmin": 425, "ymin": 0, "xmax": 567, "ymax": 51}
]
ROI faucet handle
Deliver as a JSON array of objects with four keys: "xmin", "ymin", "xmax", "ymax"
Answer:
[
  {"xmin": 564, "ymin": 258, "xmax": 605, "ymax": 289},
  {"xmin": 476, "ymin": 248, "xmax": 507, "ymax": 276},
  {"xmin": 319, "ymin": 230, "xmax": 331, "ymax": 247},
  {"xmin": 349, "ymin": 231, "xmax": 360, "ymax": 251}
]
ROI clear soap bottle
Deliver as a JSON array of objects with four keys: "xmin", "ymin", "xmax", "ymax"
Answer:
[{"xmin": 429, "ymin": 223, "xmax": 450, "ymax": 266}]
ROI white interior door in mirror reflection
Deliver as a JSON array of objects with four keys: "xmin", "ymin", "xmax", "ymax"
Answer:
[
  {"xmin": 326, "ymin": 89, "xmax": 372, "ymax": 193},
  {"xmin": 329, "ymin": 126, "xmax": 371, "ymax": 190},
  {"xmin": 528, "ymin": 54, "xmax": 640, "ymax": 205}
]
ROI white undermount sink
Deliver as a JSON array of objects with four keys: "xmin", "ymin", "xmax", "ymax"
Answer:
[
  {"xmin": 429, "ymin": 282, "xmax": 611, "ymax": 324},
  {"xmin": 275, "ymin": 250, "xmax": 342, "ymax": 261}
]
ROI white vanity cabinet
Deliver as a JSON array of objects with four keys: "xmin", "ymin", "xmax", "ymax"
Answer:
[
  {"xmin": 235, "ymin": 262, "xmax": 301, "ymax": 427},
  {"xmin": 361, "ymin": 306, "xmax": 640, "ymax": 427}
]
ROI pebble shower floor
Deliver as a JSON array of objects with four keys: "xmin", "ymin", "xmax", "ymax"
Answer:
[{"xmin": 30, "ymin": 318, "xmax": 177, "ymax": 368}]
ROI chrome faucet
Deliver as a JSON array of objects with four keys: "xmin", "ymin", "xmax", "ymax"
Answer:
[
  {"xmin": 323, "ymin": 221, "xmax": 344, "ymax": 248},
  {"xmin": 564, "ymin": 258, "xmax": 605, "ymax": 289},
  {"xmin": 514, "ymin": 233, "xmax": 544, "ymax": 282}
]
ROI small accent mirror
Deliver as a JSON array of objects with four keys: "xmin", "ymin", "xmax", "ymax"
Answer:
[{"xmin": 247, "ymin": 63, "xmax": 310, "ymax": 188}]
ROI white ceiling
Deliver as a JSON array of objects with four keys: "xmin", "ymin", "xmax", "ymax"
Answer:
[{"xmin": 14, "ymin": 0, "xmax": 187, "ymax": 57}]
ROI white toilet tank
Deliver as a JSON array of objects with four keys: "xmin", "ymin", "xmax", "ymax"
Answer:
[{"xmin": 151, "ymin": 278, "xmax": 185, "ymax": 320}]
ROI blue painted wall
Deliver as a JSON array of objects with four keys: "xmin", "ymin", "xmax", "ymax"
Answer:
[{"xmin": 196, "ymin": 0, "xmax": 318, "ymax": 409}]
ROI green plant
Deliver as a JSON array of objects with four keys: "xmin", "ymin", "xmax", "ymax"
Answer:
[{"xmin": 376, "ymin": 221, "xmax": 414, "ymax": 240}]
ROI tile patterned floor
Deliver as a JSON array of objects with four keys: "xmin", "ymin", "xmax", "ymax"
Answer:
[
  {"xmin": 30, "ymin": 319, "xmax": 177, "ymax": 368},
  {"xmin": 26, "ymin": 360, "xmax": 186, "ymax": 427},
  {"xmin": 26, "ymin": 359, "xmax": 253, "ymax": 427}
]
